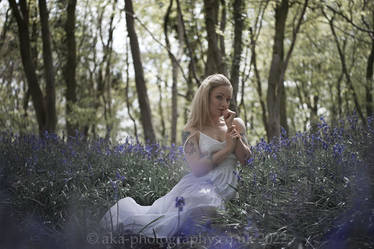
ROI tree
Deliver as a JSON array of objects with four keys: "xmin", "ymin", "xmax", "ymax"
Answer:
[
  {"xmin": 8, "ymin": 0, "xmax": 56, "ymax": 135},
  {"xmin": 229, "ymin": 0, "xmax": 244, "ymax": 112},
  {"xmin": 124, "ymin": 0, "xmax": 156, "ymax": 143},
  {"xmin": 322, "ymin": 9, "xmax": 365, "ymax": 124},
  {"xmin": 266, "ymin": 0, "xmax": 308, "ymax": 140},
  {"xmin": 203, "ymin": 0, "xmax": 227, "ymax": 76},
  {"xmin": 164, "ymin": 0, "xmax": 184, "ymax": 145},
  {"xmin": 63, "ymin": 0, "xmax": 78, "ymax": 137}
]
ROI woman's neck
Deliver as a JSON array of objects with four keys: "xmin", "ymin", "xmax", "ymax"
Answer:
[{"xmin": 209, "ymin": 116, "xmax": 224, "ymax": 128}]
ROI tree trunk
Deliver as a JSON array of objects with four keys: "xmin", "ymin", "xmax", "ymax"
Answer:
[
  {"xmin": 164, "ymin": 0, "xmax": 183, "ymax": 145},
  {"xmin": 266, "ymin": 0, "xmax": 308, "ymax": 140},
  {"xmin": 38, "ymin": 0, "xmax": 57, "ymax": 133},
  {"xmin": 0, "ymin": 7, "xmax": 11, "ymax": 53},
  {"xmin": 326, "ymin": 12, "xmax": 366, "ymax": 124},
  {"xmin": 203, "ymin": 0, "xmax": 226, "ymax": 76},
  {"xmin": 366, "ymin": 36, "xmax": 374, "ymax": 118},
  {"xmin": 124, "ymin": 0, "xmax": 156, "ymax": 143},
  {"xmin": 176, "ymin": 0, "xmax": 199, "ymax": 86},
  {"xmin": 337, "ymin": 72, "xmax": 344, "ymax": 119},
  {"xmin": 64, "ymin": 0, "xmax": 78, "ymax": 137},
  {"xmin": 185, "ymin": 60, "xmax": 195, "ymax": 124},
  {"xmin": 229, "ymin": 0, "xmax": 243, "ymax": 112},
  {"xmin": 103, "ymin": 0, "xmax": 117, "ymax": 140},
  {"xmin": 9, "ymin": 0, "xmax": 47, "ymax": 135},
  {"xmin": 219, "ymin": 0, "xmax": 226, "ymax": 72},
  {"xmin": 266, "ymin": 0, "xmax": 288, "ymax": 141},
  {"xmin": 125, "ymin": 36, "xmax": 138, "ymax": 138},
  {"xmin": 279, "ymin": 76, "xmax": 288, "ymax": 133},
  {"xmin": 156, "ymin": 78, "xmax": 166, "ymax": 138}
]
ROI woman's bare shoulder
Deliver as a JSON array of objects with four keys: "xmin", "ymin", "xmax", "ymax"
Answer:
[
  {"xmin": 182, "ymin": 127, "xmax": 200, "ymax": 144},
  {"xmin": 233, "ymin": 117, "xmax": 246, "ymax": 133}
]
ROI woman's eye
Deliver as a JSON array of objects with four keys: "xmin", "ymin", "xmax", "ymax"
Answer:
[
  {"xmin": 226, "ymin": 98, "xmax": 231, "ymax": 102},
  {"xmin": 216, "ymin": 95, "xmax": 223, "ymax": 100}
]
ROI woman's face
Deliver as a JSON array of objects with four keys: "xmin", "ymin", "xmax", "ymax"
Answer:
[{"xmin": 209, "ymin": 85, "xmax": 232, "ymax": 118}]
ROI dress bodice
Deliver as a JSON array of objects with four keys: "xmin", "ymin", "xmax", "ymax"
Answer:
[
  {"xmin": 197, "ymin": 131, "xmax": 238, "ymax": 200},
  {"xmin": 199, "ymin": 131, "xmax": 237, "ymax": 164}
]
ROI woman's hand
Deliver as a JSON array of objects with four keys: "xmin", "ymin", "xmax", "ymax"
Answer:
[
  {"xmin": 223, "ymin": 109, "xmax": 236, "ymax": 127},
  {"xmin": 225, "ymin": 125, "xmax": 240, "ymax": 153}
]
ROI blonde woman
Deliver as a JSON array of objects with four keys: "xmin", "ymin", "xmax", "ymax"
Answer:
[{"xmin": 101, "ymin": 74, "xmax": 251, "ymax": 238}]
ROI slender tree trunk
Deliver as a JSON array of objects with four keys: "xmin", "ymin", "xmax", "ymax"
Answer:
[
  {"xmin": 185, "ymin": 60, "xmax": 195, "ymax": 124},
  {"xmin": 229, "ymin": 0, "xmax": 243, "ymax": 112},
  {"xmin": 176, "ymin": 0, "xmax": 199, "ymax": 86},
  {"xmin": 266, "ymin": 0, "xmax": 288, "ymax": 141},
  {"xmin": 279, "ymin": 76, "xmax": 288, "ymax": 133},
  {"xmin": 250, "ymin": 27, "xmax": 268, "ymax": 136},
  {"xmin": 219, "ymin": 0, "xmax": 226, "ymax": 72},
  {"xmin": 0, "ymin": 7, "xmax": 11, "ymax": 53},
  {"xmin": 296, "ymin": 80, "xmax": 319, "ymax": 132},
  {"xmin": 9, "ymin": 0, "xmax": 48, "ymax": 135},
  {"xmin": 337, "ymin": 72, "xmax": 344, "ymax": 119},
  {"xmin": 103, "ymin": 0, "xmax": 117, "ymax": 139},
  {"xmin": 64, "ymin": 0, "xmax": 78, "ymax": 137},
  {"xmin": 247, "ymin": 1, "xmax": 268, "ymax": 136},
  {"xmin": 203, "ymin": 0, "xmax": 226, "ymax": 76},
  {"xmin": 164, "ymin": 0, "xmax": 183, "ymax": 145},
  {"xmin": 156, "ymin": 78, "xmax": 166, "ymax": 138},
  {"xmin": 366, "ymin": 36, "xmax": 374, "ymax": 118},
  {"xmin": 125, "ymin": 36, "xmax": 138, "ymax": 138},
  {"xmin": 326, "ymin": 12, "xmax": 366, "ymax": 124},
  {"xmin": 125, "ymin": 0, "xmax": 156, "ymax": 143},
  {"xmin": 38, "ymin": 0, "xmax": 57, "ymax": 133}
]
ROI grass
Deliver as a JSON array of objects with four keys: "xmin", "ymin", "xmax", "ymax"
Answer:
[{"xmin": 0, "ymin": 113, "xmax": 373, "ymax": 249}]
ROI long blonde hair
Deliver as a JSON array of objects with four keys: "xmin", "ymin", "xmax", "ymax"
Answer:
[{"xmin": 184, "ymin": 74, "xmax": 232, "ymax": 131}]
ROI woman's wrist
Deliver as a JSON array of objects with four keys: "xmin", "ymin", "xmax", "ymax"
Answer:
[{"xmin": 210, "ymin": 146, "xmax": 231, "ymax": 166}]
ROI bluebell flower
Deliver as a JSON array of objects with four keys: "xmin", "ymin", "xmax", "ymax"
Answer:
[
  {"xmin": 175, "ymin": 196, "xmax": 185, "ymax": 211},
  {"xmin": 269, "ymin": 172, "xmax": 277, "ymax": 183},
  {"xmin": 116, "ymin": 170, "xmax": 126, "ymax": 183},
  {"xmin": 322, "ymin": 140, "xmax": 329, "ymax": 150},
  {"xmin": 333, "ymin": 143, "xmax": 344, "ymax": 157},
  {"xmin": 145, "ymin": 144, "xmax": 153, "ymax": 154},
  {"xmin": 281, "ymin": 126, "xmax": 287, "ymax": 137},
  {"xmin": 233, "ymin": 170, "xmax": 241, "ymax": 181},
  {"xmin": 318, "ymin": 116, "xmax": 328, "ymax": 129},
  {"xmin": 350, "ymin": 153, "xmax": 357, "ymax": 162},
  {"xmin": 110, "ymin": 178, "xmax": 118, "ymax": 201}
]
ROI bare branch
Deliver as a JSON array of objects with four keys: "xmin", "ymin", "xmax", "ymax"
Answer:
[
  {"xmin": 121, "ymin": 8, "xmax": 189, "ymax": 85},
  {"xmin": 325, "ymin": 4, "xmax": 374, "ymax": 36}
]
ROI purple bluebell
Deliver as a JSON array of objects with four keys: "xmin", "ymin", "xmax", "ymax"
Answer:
[
  {"xmin": 233, "ymin": 170, "xmax": 241, "ymax": 181},
  {"xmin": 116, "ymin": 170, "xmax": 126, "ymax": 183},
  {"xmin": 175, "ymin": 196, "xmax": 185, "ymax": 212}
]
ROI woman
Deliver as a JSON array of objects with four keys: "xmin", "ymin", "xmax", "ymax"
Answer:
[{"xmin": 100, "ymin": 74, "xmax": 251, "ymax": 238}]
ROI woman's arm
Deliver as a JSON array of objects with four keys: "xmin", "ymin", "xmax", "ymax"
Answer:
[
  {"xmin": 232, "ymin": 118, "xmax": 252, "ymax": 165},
  {"xmin": 183, "ymin": 129, "xmax": 236, "ymax": 177}
]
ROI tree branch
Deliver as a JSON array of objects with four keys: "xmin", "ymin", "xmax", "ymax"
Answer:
[{"xmin": 121, "ymin": 8, "xmax": 189, "ymax": 85}]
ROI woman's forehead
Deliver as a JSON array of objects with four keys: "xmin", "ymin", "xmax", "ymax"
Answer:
[{"xmin": 211, "ymin": 85, "xmax": 232, "ymax": 95}]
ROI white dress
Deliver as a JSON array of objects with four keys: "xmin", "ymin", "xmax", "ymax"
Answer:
[{"xmin": 100, "ymin": 131, "xmax": 239, "ymax": 238}]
